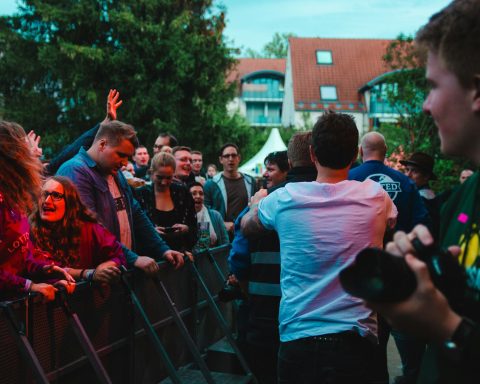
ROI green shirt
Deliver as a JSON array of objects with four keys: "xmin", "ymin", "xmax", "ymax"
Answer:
[
  {"xmin": 419, "ymin": 171, "xmax": 480, "ymax": 384},
  {"xmin": 440, "ymin": 171, "xmax": 480, "ymax": 295}
]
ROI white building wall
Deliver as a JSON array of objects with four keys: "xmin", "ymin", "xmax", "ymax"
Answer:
[{"xmin": 281, "ymin": 47, "xmax": 296, "ymax": 127}]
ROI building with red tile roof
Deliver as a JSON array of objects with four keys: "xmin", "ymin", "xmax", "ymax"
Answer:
[
  {"xmin": 282, "ymin": 37, "xmax": 395, "ymax": 133},
  {"xmin": 227, "ymin": 58, "xmax": 286, "ymax": 127}
]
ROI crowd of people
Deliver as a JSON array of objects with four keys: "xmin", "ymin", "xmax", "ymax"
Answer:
[{"xmin": 1, "ymin": 1, "xmax": 480, "ymax": 383}]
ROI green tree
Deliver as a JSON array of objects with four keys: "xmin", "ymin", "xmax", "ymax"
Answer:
[
  {"xmin": 0, "ymin": 0, "xmax": 252, "ymax": 163},
  {"xmin": 244, "ymin": 32, "xmax": 295, "ymax": 58},
  {"xmin": 378, "ymin": 34, "xmax": 471, "ymax": 192}
]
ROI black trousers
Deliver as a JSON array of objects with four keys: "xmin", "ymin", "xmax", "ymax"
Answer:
[{"xmin": 278, "ymin": 332, "xmax": 374, "ymax": 384}]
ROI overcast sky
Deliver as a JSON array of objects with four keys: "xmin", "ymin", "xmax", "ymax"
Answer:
[{"xmin": 0, "ymin": 0, "xmax": 452, "ymax": 53}]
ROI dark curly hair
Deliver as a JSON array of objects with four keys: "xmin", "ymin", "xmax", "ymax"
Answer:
[{"xmin": 30, "ymin": 176, "xmax": 97, "ymax": 267}]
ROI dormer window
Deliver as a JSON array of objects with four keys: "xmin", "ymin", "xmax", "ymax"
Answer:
[
  {"xmin": 320, "ymin": 85, "xmax": 337, "ymax": 100},
  {"xmin": 316, "ymin": 50, "xmax": 333, "ymax": 65}
]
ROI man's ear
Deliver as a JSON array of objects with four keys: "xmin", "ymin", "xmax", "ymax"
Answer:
[
  {"xmin": 359, "ymin": 145, "xmax": 364, "ymax": 159},
  {"xmin": 98, "ymin": 139, "xmax": 107, "ymax": 151},
  {"xmin": 473, "ymin": 75, "xmax": 480, "ymax": 113}
]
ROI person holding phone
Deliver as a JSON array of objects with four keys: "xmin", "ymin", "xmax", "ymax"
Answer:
[{"xmin": 136, "ymin": 152, "xmax": 197, "ymax": 252}]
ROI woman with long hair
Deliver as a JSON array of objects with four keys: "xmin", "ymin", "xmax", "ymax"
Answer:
[
  {"xmin": 30, "ymin": 176, "xmax": 126, "ymax": 283},
  {"xmin": 0, "ymin": 121, "xmax": 74, "ymax": 301},
  {"xmin": 136, "ymin": 152, "xmax": 197, "ymax": 252}
]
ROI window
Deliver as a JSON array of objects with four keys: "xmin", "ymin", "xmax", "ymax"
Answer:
[
  {"xmin": 320, "ymin": 86, "xmax": 337, "ymax": 101},
  {"xmin": 316, "ymin": 50, "xmax": 333, "ymax": 65}
]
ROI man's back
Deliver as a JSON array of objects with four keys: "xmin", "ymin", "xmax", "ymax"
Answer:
[
  {"xmin": 258, "ymin": 179, "xmax": 396, "ymax": 342},
  {"xmin": 349, "ymin": 160, "xmax": 429, "ymax": 233}
]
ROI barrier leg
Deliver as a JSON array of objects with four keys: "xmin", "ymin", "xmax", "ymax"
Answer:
[
  {"xmin": 152, "ymin": 277, "xmax": 215, "ymax": 384},
  {"xmin": 121, "ymin": 271, "xmax": 182, "ymax": 384},
  {"xmin": 1, "ymin": 302, "xmax": 49, "ymax": 384},
  {"xmin": 189, "ymin": 261, "xmax": 258, "ymax": 384},
  {"xmin": 57, "ymin": 293, "xmax": 112, "ymax": 384}
]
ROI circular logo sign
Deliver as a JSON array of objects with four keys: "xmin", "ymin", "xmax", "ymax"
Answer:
[{"xmin": 367, "ymin": 173, "xmax": 401, "ymax": 201}]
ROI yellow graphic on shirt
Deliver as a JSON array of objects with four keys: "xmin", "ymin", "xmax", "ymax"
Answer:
[{"xmin": 458, "ymin": 223, "xmax": 480, "ymax": 268}]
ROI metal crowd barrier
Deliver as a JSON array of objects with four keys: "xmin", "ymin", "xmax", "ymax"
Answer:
[{"xmin": 0, "ymin": 244, "xmax": 254, "ymax": 384}]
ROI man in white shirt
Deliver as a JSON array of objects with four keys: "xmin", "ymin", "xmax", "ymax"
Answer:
[{"xmin": 242, "ymin": 111, "xmax": 397, "ymax": 383}]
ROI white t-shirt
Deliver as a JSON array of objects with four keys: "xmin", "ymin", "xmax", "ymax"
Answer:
[
  {"xmin": 107, "ymin": 175, "xmax": 132, "ymax": 250},
  {"xmin": 258, "ymin": 179, "xmax": 397, "ymax": 342}
]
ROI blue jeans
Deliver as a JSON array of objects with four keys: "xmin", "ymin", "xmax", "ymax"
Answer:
[{"xmin": 278, "ymin": 332, "xmax": 374, "ymax": 384}]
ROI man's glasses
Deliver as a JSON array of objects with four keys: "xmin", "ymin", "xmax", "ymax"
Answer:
[
  {"xmin": 153, "ymin": 144, "xmax": 163, "ymax": 149},
  {"xmin": 155, "ymin": 175, "xmax": 173, "ymax": 181},
  {"xmin": 221, "ymin": 153, "xmax": 238, "ymax": 159},
  {"xmin": 42, "ymin": 191, "xmax": 65, "ymax": 201}
]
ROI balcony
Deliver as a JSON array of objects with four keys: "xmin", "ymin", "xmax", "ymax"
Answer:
[
  {"xmin": 247, "ymin": 115, "xmax": 282, "ymax": 126},
  {"xmin": 241, "ymin": 83, "xmax": 284, "ymax": 101}
]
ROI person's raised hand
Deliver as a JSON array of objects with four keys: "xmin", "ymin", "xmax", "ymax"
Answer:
[
  {"xmin": 105, "ymin": 89, "xmax": 123, "ymax": 121},
  {"xmin": 26, "ymin": 130, "xmax": 43, "ymax": 158}
]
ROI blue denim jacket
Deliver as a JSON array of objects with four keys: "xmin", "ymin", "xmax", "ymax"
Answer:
[{"xmin": 57, "ymin": 147, "xmax": 170, "ymax": 265}]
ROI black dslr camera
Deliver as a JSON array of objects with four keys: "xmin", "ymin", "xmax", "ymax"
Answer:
[
  {"xmin": 339, "ymin": 238, "xmax": 468, "ymax": 312},
  {"xmin": 218, "ymin": 279, "xmax": 247, "ymax": 302}
]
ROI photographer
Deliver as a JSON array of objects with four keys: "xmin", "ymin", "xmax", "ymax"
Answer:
[{"xmin": 367, "ymin": 1, "xmax": 480, "ymax": 383}]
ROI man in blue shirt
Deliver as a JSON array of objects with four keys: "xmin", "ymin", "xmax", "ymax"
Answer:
[
  {"xmin": 349, "ymin": 132, "xmax": 430, "ymax": 234},
  {"xmin": 57, "ymin": 120, "xmax": 184, "ymax": 275}
]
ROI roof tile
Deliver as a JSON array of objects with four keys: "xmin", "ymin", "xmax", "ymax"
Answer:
[{"xmin": 290, "ymin": 37, "xmax": 391, "ymax": 112}]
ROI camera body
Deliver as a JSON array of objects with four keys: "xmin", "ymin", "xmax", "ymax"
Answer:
[
  {"xmin": 339, "ymin": 239, "xmax": 468, "ymax": 312},
  {"xmin": 218, "ymin": 281, "xmax": 247, "ymax": 302}
]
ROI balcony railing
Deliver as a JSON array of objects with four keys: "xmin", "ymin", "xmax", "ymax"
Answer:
[{"xmin": 247, "ymin": 115, "xmax": 282, "ymax": 125}]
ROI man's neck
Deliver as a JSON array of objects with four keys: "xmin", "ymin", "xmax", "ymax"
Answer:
[
  {"xmin": 86, "ymin": 146, "xmax": 99, "ymax": 163},
  {"xmin": 362, "ymin": 155, "xmax": 384, "ymax": 163},
  {"xmin": 315, "ymin": 164, "xmax": 349, "ymax": 184},
  {"xmin": 86, "ymin": 146, "xmax": 107, "ymax": 175},
  {"xmin": 223, "ymin": 170, "xmax": 240, "ymax": 179}
]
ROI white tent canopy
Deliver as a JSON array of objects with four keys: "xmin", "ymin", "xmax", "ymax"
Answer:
[{"xmin": 239, "ymin": 128, "xmax": 287, "ymax": 177}]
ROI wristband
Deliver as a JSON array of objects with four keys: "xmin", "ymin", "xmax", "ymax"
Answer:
[
  {"xmin": 85, "ymin": 269, "xmax": 95, "ymax": 282},
  {"xmin": 80, "ymin": 269, "xmax": 86, "ymax": 280}
]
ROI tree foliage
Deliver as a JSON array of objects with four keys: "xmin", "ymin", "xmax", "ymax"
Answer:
[
  {"xmin": 379, "ymin": 34, "xmax": 472, "ymax": 192},
  {"xmin": 244, "ymin": 32, "xmax": 296, "ymax": 59},
  {"xmin": 0, "ymin": 0, "xmax": 254, "ymax": 163}
]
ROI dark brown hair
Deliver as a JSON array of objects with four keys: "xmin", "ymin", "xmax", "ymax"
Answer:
[
  {"xmin": 311, "ymin": 111, "xmax": 358, "ymax": 169},
  {"xmin": 416, "ymin": 0, "xmax": 480, "ymax": 87},
  {"xmin": 30, "ymin": 176, "xmax": 97, "ymax": 267},
  {"xmin": 94, "ymin": 120, "xmax": 139, "ymax": 148}
]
